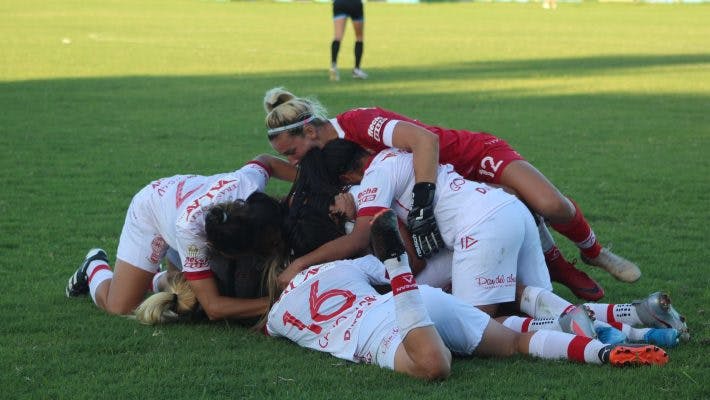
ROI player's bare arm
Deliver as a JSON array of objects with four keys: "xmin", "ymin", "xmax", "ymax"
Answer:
[
  {"xmin": 390, "ymin": 121, "xmax": 439, "ymax": 184},
  {"xmin": 188, "ymin": 276, "xmax": 268, "ymax": 320}
]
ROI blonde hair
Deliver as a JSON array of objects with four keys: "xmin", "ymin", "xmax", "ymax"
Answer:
[
  {"xmin": 253, "ymin": 252, "xmax": 289, "ymax": 332},
  {"xmin": 134, "ymin": 271, "xmax": 197, "ymax": 325},
  {"xmin": 263, "ymin": 87, "xmax": 329, "ymax": 138}
]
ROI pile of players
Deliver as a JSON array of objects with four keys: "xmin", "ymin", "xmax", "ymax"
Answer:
[{"xmin": 66, "ymin": 88, "xmax": 688, "ymax": 380}]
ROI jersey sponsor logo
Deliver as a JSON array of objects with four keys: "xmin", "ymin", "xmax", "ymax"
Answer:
[
  {"xmin": 183, "ymin": 178, "xmax": 237, "ymax": 221},
  {"xmin": 475, "ymin": 273, "xmax": 516, "ymax": 289},
  {"xmin": 357, "ymin": 187, "xmax": 378, "ymax": 205},
  {"xmin": 175, "ymin": 180, "xmax": 205, "ymax": 209},
  {"xmin": 460, "ymin": 235, "xmax": 478, "ymax": 250},
  {"xmin": 367, "ymin": 117, "xmax": 387, "ymax": 142},
  {"xmin": 184, "ymin": 256, "xmax": 209, "ymax": 270}
]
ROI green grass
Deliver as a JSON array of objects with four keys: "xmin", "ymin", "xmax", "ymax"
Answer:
[{"xmin": 1, "ymin": 0, "xmax": 709, "ymax": 398}]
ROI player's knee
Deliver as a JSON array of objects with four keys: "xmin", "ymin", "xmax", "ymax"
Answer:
[
  {"xmin": 534, "ymin": 195, "xmax": 574, "ymax": 222},
  {"xmin": 418, "ymin": 348, "xmax": 452, "ymax": 381},
  {"xmin": 104, "ymin": 301, "xmax": 135, "ymax": 316}
]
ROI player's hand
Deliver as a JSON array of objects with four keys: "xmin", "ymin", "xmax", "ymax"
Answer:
[
  {"xmin": 277, "ymin": 259, "xmax": 307, "ymax": 289},
  {"xmin": 406, "ymin": 182, "xmax": 445, "ymax": 259}
]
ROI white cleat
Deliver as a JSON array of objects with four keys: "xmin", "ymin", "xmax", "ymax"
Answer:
[
  {"xmin": 329, "ymin": 67, "xmax": 340, "ymax": 82},
  {"xmin": 352, "ymin": 68, "xmax": 368, "ymax": 80},
  {"xmin": 633, "ymin": 292, "xmax": 689, "ymax": 341},
  {"xmin": 582, "ymin": 247, "xmax": 641, "ymax": 283}
]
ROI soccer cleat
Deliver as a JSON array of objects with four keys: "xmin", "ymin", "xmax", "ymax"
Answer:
[
  {"xmin": 352, "ymin": 68, "xmax": 368, "ymax": 80},
  {"xmin": 595, "ymin": 325, "xmax": 626, "ymax": 345},
  {"xmin": 602, "ymin": 344, "xmax": 669, "ymax": 367},
  {"xmin": 559, "ymin": 305, "xmax": 597, "ymax": 339},
  {"xmin": 329, "ymin": 67, "xmax": 340, "ymax": 82},
  {"xmin": 66, "ymin": 248, "xmax": 108, "ymax": 297},
  {"xmin": 633, "ymin": 292, "xmax": 689, "ymax": 341},
  {"xmin": 581, "ymin": 247, "xmax": 641, "ymax": 283},
  {"xmin": 643, "ymin": 328, "xmax": 680, "ymax": 349},
  {"xmin": 370, "ymin": 209, "xmax": 406, "ymax": 262},
  {"xmin": 548, "ymin": 258, "xmax": 605, "ymax": 301}
]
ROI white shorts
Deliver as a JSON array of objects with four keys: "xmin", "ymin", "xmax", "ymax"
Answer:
[
  {"xmin": 116, "ymin": 185, "xmax": 168, "ymax": 273},
  {"xmin": 416, "ymin": 250, "xmax": 453, "ymax": 289},
  {"xmin": 354, "ymin": 286, "xmax": 492, "ymax": 370},
  {"xmin": 452, "ymin": 201, "xmax": 552, "ymax": 307},
  {"xmin": 354, "ymin": 297, "xmax": 401, "ymax": 370}
]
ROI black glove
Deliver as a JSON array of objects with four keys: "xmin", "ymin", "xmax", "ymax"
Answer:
[{"xmin": 407, "ymin": 182, "xmax": 445, "ymax": 259}]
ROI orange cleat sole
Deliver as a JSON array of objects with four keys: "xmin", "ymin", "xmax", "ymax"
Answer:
[{"xmin": 609, "ymin": 345, "xmax": 669, "ymax": 367}]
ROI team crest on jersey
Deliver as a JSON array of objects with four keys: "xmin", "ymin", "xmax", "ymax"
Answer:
[
  {"xmin": 186, "ymin": 244, "xmax": 199, "ymax": 258},
  {"xmin": 460, "ymin": 235, "xmax": 478, "ymax": 250},
  {"xmin": 367, "ymin": 117, "xmax": 387, "ymax": 141}
]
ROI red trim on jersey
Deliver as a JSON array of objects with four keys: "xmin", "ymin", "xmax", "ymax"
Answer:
[
  {"xmin": 391, "ymin": 273, "xmax": 418, "ymax": 295},
  {"xmin": 358, "ymin": 206, "xmax": 389, "ymax": 218},
  {"xmin": 606, "ymin": 305, "xmax": 617, "ymax": 324},
  {"xmin": 247, "ymin": 160, "xmax": 272, "ymax": 178},
  {"xmin": 184, "ymin": 270, "xmax": 214, "ymax": 281},
  {"xmin": 521, "ymin": 317, "xmax": 532, "ymax": 333},
  {"xmin": 608, "ymin": 321, "xmax": 624, "ymax": 330},
  {"xmin": 567, "ymin": 336, "xmax": 592, "ymax": 363},
  {"xmin": 87, "ymin": 264, "xmax": 111, "ymax": 283}
]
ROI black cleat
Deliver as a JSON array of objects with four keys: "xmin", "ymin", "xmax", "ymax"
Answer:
[
  {"xmin": 66, "ymin": 248, "xmax": 108, "ymax": 297},
  {"xmin": 370, "ymin": 209, "xmax": 406, "ymax": 262}
]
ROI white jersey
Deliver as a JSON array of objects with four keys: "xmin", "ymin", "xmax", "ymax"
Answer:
[
  {"xmin": 139, "ymin": 162, "xmax": 269, "ymax": 280},
  {"xmin": 266, "ymin": 255, "xmax": 392, "ymax": 363},
  {"xmin": 354, "ymin": 150, "xmax": 517, "ymax": 248}
]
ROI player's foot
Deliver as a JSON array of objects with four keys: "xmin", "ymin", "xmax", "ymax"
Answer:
[
  {"xmin": 595, "ymin": 325, "xmax": 626, "ymax": 345},
  {"xmin": 548, "ymin": 258, "xmax": 604, "ymax": 301},
  {"xmin": 352, "ymin": 68, "xmax": 368, "ymax": 79},
  {"xmin": 581, "ymin": 247, "xmax": 641, "ymax": 283},
  {"xmin": 600, "ymin": 344, "xmax": 669, "ymax": 367},
  {"xmin": 329, "ymin": 67, "xmax": 340, "ymax": 82},
  {"xmin": 370, "ymin": 209, "xmax": 406, "ymax": 262},
  {"xmin": 66, "ymin": 248, "xmax": 108, "ymax": 297},
  {"xmin": 633, "ymin": 292, "xmax": 689, "ymax": 341},
  {"xmin": 559, "ymin": 305, "xmax": 597, "ymax": 339},
  {"xmin": 643, "ymin": 328, "xmax": 680, "ymax": 348}
]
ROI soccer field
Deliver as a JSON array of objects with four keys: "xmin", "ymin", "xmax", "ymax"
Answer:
[{"xmin": 1, "ymin": 0, "xmax": 708, "ymax": 398}]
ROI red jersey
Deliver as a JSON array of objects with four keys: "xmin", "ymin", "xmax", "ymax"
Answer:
[{"xmin": 330, "ymin": 107, "xmax": 523, "ymax": 183}]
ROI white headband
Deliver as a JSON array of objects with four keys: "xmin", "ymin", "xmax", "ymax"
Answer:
[{"xmin": 267, "ymin": 115, "xmax": 316, "ymax": 137}]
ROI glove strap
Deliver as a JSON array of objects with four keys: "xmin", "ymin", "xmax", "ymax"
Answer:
[{"xmin": 412, "ymin": 182, "xmax": 436, "ymax": 208}]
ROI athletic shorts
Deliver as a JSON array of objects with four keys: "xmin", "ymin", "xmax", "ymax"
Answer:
[
  {"xmin": 464, "ymin": 135, "xmax": 525, "ymax": 184},
  {"xmin": 116, "ymin": 185, "xmax": 168, "ymax": 273},
  {"xmin": 451, "ymin": 201, "xmax": 552, "ymax": 307},
  {"xmin": 354, "ymin": 286, "xmax": 492, "ymax": 370},
  {"xmin": 333, "ymin": 0, "xmax": 363, "ymax": 21}
]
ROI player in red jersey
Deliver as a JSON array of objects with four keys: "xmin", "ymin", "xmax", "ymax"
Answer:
[{"xmin": 262, "ymin": 87, "xmax": 641, "ymax": 301}]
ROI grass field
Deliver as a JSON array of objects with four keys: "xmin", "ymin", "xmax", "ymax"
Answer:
[{"xmin": 1, "ymin": 0, "xmax": 709, "ymax": 398}]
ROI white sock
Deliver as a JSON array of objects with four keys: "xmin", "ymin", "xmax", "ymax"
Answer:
[
  {"xmin": 383, "ymin": 258, "xmax": 433, "ymax": 339},
  {"xmin": 151, "ymin": 271, "xmax": 168, "ymax": 293},
  {"xmin": 87, "ymin": 260, "xmax": 112, "ymax": 305},
  {"xmin": 520, "ymin": 286, "xmax": 572, "ymax": 318},
  {"xmin": 584, "ymin": 302, "xmax": 642, "ymax": 326},
  {"xmin": 502, "ymin": 316, "xmax": 562, "ymax": 332},
  {"xmin": 537, "ymin": 217, "xmax": 556, "ymax": 253},
  {"xmin": 528, "ymin": 330, "xmax": 606, "ymax": 365}
]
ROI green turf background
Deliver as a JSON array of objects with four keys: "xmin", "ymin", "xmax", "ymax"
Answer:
[{"xmin": 1, "ymin": 0, "xmax": 708, "ymax": 398}]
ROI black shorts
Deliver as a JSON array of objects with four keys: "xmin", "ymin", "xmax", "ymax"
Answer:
[{"xmin": 333, "ymin": 0, "xmax": 363, "ymax": 21}]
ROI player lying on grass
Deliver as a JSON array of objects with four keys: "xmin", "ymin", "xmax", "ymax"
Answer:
[
  {"xmin": 262, "ymin": 87, "xmax": 641, "ymax": 301},
  {"xmin": 286, "ymin": 141, "xmax": 688, "ymax": 344},
  {"xmin": 267, "ymin": 209, "xmax": 669, "ymax": 380},
  {"xmin": 65, "ymin": 154, "xmax": 295, "ymax": 321}
]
